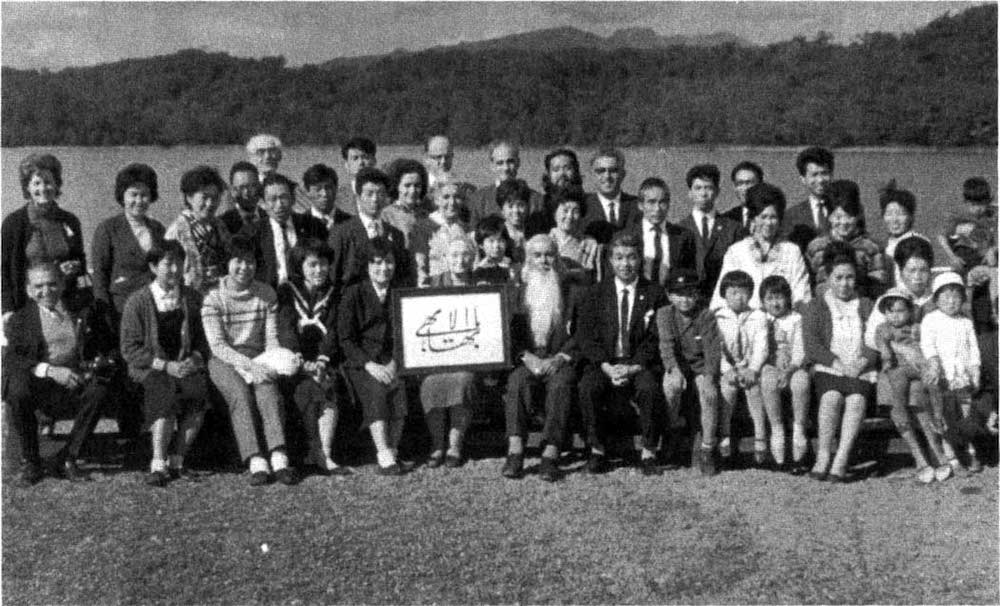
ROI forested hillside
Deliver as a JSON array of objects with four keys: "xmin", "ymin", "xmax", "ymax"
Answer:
[{"xmin": 2, "ymin": 5, "xmax": 995, "ymax": 147}]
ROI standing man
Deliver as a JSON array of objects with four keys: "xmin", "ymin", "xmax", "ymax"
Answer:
[
  {"xmin": 219, "ymin": 161, "xmax": 264, "ymax": 238},
  {"xmin": 467, "ymin": 140, "xmax": 543, "ymax": 228},
  {"xmin": 335, "ymin": 137, "xmax": 378, "ymax": 217},
  {"xmin": 254, "ymin": 174, "xmax": 328, "ymax": 289},
  {"xmin": 581, "ymin": 147, "xmax": 639, "ymax": 245},
  {"xmin": 246, "ymin": 134, "xmax": 283, "ymax": 181},
  {"xmin": 301, "ymin": 164, "xmax": 352, "ymax": 233},
  {"xmin": 424, "ymin": 135, "xmax": 455, "ymax": 189},
  {"xmin": 783, "ymin": 146, "xmax": 836, "ymax": 253},
  {"xmin": 623, "ymin": 178, "xmax": 697, "ymax": 287},
  {"xmin": 721, "ymin": 160, "xmax": 764, "ymax": 236},
  {"xmin": 526, "ymin": 148, "xmax": 585, "ymax": 237},
  {"xmin": 575, "ymin": 232, "xmax": 667, "ymax": 475},
  {"xmin": 678, "ymin": 164, "xmax": 742, "ymax": 299}
]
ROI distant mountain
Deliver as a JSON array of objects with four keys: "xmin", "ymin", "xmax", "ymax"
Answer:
[{"xmin": 321, "ymin": 26, "xmax": 752, "ymax": 68}]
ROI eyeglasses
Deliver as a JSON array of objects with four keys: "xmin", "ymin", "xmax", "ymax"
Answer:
[{"xmin": 594, "ymin": 167, "xmax": 620, "ymax": 174}]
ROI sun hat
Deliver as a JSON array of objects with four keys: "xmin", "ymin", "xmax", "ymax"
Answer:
[
  {"xmin": 931, "ymin": 271, "xmax": 965, "ymax": 298},
  {"xmin": 878, "ymin": 287, "xmax": 915, "ymax": 313}
]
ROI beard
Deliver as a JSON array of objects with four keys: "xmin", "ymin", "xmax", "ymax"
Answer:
[{"xmin": 521, "ymin": 263, "xmax": 563, "ymax": 350}]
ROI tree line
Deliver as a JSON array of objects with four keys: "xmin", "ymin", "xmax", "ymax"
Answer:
[{"xmin": 2, "ymin": 4, "xmax": 995, "ymax": 148}]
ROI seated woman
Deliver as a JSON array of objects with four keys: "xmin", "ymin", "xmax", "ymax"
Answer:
[
  {"xmin": 806, "ymin": 180, "xmax": 887, "ymax": 299},
  {"xmin": 92, "ymin": 163, "xmax": 166, "ymax": 322},
  {"xmin": 166, "ymin": 166, "xmax": 230, "ymax": 295},
  {"xmin": 202, "ymin": 236, "xmax": 296, "ymax": 486},
  {"xmin": 422, "ymin": 238, "xmax": 481, "ymax": 468},
  {"xmin": 276, "ymin": 239, "xmax": 350, "ymax": 476},
  {"xmin": 338, "ymin": 237, "xmax": 410, "ymax": 476},
  {"xmin": 549, "ymin": 193, "xmax": 602, "ymax": 286},
  {"xmin": 423, "ymin": 180, "xmax": 471, "ymax": 284},
  {"xmin": 2, "ymin": 153, "xmax": 87, "ymax": 315},
  {"xmin": 802, "ymin": 240, "xmax": 879, "ymax": 482},
  {"xmin": 119, "ymin": 241, "xmax": 209, "ymax": 487}
]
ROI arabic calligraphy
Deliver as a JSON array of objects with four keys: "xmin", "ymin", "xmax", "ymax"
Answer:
[{"xmin": 416, "ymin": 307, "xmax": 481, "ymax": 352}]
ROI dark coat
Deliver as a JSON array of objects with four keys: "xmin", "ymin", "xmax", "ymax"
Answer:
[
  {"xmin": 720, "ymin": 204, "xmax": 751, "ymax": 239},
  {"xmin": 678, "ymin": 213, "xmax": 742, "ymax": 298},
  {"xmin": 276, "ymin": 279, "xmax": 339, "ymax": 363},
  {"xmin": 802, "ymin": 295, "xmax": 878, "ymax": 370},
  {"xmin": 1, "ymin": 204, "xmax": 86, "ymax": 313},
  {"xmin": 328, "ymin": 217, "xmax": 415, "ymax": 299},
  {"xmin": 782, "ymin": 199, "xmax": 823, "ymax": 254},
  {"xmin": 619, "ymin": 221, "xmax": 698, "ymax": 287},
  {"xmin": 337, "ymin": 280, "xmax": 395, "ymax": 367},
  {"xmin": 219, "ymin": 207, "xmax": 263, "ymax": 239},
  {"xmin": 580, "ymin": 192, "xmax": 640, "ymax": 244},
  {"xmin": 118, "ymin": 285, "xmax": 208, "ymax": 382},
  {"xmin": 254, "ymin": 212, "xmax": 329, "ymax": 288},
  {"xmin": 574, "ymin": 278, "xmax": 666, "ymax": 369},
  {"xmin": 90, "ymin": 214, "xmax": 166, "ymax": 312}
]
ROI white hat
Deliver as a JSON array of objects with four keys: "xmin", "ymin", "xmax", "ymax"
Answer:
[
  {"xmin": 931, "ymin": 271, "xmax": 965, "ymax": 297},
  {"xmin": 246, "ymin": 133, "xmax": 282, "ymax": 153}
]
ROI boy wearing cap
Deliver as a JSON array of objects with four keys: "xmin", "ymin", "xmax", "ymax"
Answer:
[{"xmin": 657, "ymin": 268, "xmax": 723, "ymax": 475}]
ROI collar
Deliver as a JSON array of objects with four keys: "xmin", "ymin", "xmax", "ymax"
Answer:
[
  {"xmin": 824, "ymin": 290, "xmax": 860, "ymax": 316},
  {"xmin": 38, "ymin": 300, "xmax": 69, "ymax": 319},
  {"xmin": 311, "ymin": 207, "xmax": 335, "ymax": 222},
  {"xmin": 614, "ymin": 277, "xmax": 638, "ymax": 293},
  {"xmin": 358, "ymin": 213, "xmax": 379, "ymax": 232},
  {"xmin": 692, "ymin": 208, "xmax": 717, "ymax": 222},
  {"xmin": 597, "ymin": 192, "xmax": 622, "ymax": 207},
  {"xmin": 643, "ymin": 218, "xmax": 667, "ymax": 232},
  {"xmin": 371, "ymin": 282, "xmax": 389, "ymax": 301},
  {"xmin": 809, "ymin": 195, "xmax": 825, "ymax": 210}
]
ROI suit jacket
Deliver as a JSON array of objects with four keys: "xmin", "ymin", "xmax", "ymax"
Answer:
[
  {"xmin": 678, "ymin": 213, "xmax": 742, "ymax": 298},
  {"xmin": 580, "ymin": 192, "xmax": 640, "ymax": 244},
  {"xmin": 219, "ymin": 207, "xmax": 264, "ymax": 239},
  {"xmin": 1, "ymin": 204, "xmax": 86, "ymax": 313},
  {"xmin": 90, "ymin": 213, "xmax": 166, "ymax": 311},
  {"xmin": 620, "ymin": 221, "xmax": 698, "ymax": 287},
  {"xmin": 335, "ymin": 181, "xmax": 357, "ymax": 217},
  {"xmin": 337, "ymin": 280, "xmax": 395, "ymax": 367},
  {"xmin": 575, "ymin": 278, "xmax": 666, "ymax": 369},
  {"xmin": 328, "ymin": 217, "xmax": 415, "ymax": 299},
  {"xmin": 468, "ymin": 183, "xmax": 544, "ymax": 229},
  {"xmin": 720, "ymin": 205, "xmax": 751, "ymax": 239},
  {"xmin": 254, "ymin": 212, "xmax": 329, "ymax": 288},
  {"xmin": 782, "ymin": 199, "xmax": 821, "ymax": 254},
  {"xmin": 1, "ymin": 294, "xmax": 114, "ymax": 399}
]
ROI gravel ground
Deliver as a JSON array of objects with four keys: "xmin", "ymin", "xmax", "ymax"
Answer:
[{"xmin": 3, "ymin": 454, "xmax": 997, "ymax": 605}]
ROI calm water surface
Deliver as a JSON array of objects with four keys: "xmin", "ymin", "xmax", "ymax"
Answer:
[{"xmin": 2, "ymin": 145, "xmax": 996, "ymax": 269}]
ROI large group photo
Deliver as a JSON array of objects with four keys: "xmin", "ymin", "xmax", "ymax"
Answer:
[{"xmin": 2, "ymin": 2, "xmax": 998, "ymax": 604}]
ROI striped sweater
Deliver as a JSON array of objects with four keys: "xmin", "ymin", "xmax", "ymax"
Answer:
[{"xmin": 201, "ymin": 277, "xmax": 279, "ymax": 372}]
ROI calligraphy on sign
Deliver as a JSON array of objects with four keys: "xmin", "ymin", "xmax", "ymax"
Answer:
[{"xmin": 393, "ymin": 285, "xmax": 512, "ymax": 374}]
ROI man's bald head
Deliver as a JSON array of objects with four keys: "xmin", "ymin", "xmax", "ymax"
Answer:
[{"xmin": 425, "ymin": 135, "xmax": 453, "ymax": 173}]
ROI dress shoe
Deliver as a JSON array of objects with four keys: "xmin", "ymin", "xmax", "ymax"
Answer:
[
  {"xmin": 426, "ymin": 452, "xmax": 445, "ymax": 469},
  {"xmin": 249, "ymin": 471, "xmax": 271, "ymax": 486},
  {"xmin": 538, "ymin": 456, "xmax": 561, "ymax": 482},
  {"xmin": 17, "ymin": 461, "xmax": 43, "ymax": 487},
  {"xmin": 377, "ymin": 463, "xmax": 404, "ymax": 477},
  {"xmin": 274, "ymin": 468, "xmax": 298, "ymax": 485},
  {"xmin": 60, "ymin": 459, "xmax": 90, "ymax": 482},
  {"xmin": 808, "ymin": 470, "xmax": 828, "ymax": 482},
  {"xmin": 169, "ymin": 468, "xmax": 202, "ymax": 482},
  {"xmin": 145, "ymin": 470, "xmax": 170, "ymax": 488},
  {"xmin": 399, "ymin": 460, "xmax": 417, "ymax": 473},
  {"xmin": 325, "ymin": 466, "xmax": 353, "ymax": 476},
  {"xmin": 444, "ymin": 454, "xmax": 465, "ymax": 469},
  {"xmin": 585, "ymin": 453, "xmax": 608, "ymax": 474},
  {"xmin": 640, "ymin": 457, "xmax": 660, "ymax": 477},
  {"xmin": 501, "ymin": 454, "xmax": 524, "ymax": 479},
  {"xmin": 827, "ymin": 472, "xmax": 851, "ymax": 484},
  {"xmin": 789, "ymin": 459, "xmax": 810, "ymax": 476},
  {"xmin": 698, "ymin": 447, "xmax": 717, "ymax": 476}
]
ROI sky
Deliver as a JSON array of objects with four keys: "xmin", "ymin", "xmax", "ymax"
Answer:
[{"xmin": 1, "ymin": 1, "xmax": 986, "ymax": 71}]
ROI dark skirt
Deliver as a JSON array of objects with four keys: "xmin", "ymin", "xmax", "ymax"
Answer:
[
  {"xmin": 813, "ymin": 371, "xmax": 875, "ymax": 401},
  {"xmin": 344, "ymin": 368, "xmax": 408, "ymax": 427},
  {"xmin": 141, "ymin": 369, "xmax": 209, "ymax": 424}
]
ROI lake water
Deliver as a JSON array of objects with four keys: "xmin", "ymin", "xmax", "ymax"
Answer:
[{"xmin": 2, "ymin": 145, "xmax": 996, "ymax": 268}]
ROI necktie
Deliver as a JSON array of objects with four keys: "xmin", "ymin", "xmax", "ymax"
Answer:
[
  {"xmin": 701, "ymin": 214, "xmax": 710, "ymax": 241},
  {"xmin": 619, "ymin": 287, "xmax": 630, "ymax": 358},
  {"xmin": 735, "ymin": 315, "xmax": 745, "ymax": 361},
  {"xmin": 608, "ymin": 202, "xmax": 617, "ymax": 227},
  {"xmin": 651, "ymin": 224, "xmax": 663, "ymax": 284},
  {"xmin": 816, "ymin": 203, "xmax": 829, "ymax": 233}
]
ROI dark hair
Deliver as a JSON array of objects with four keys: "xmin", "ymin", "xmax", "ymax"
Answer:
[
  {"xmin": 474, "ymin": 215, "xmax": 513, "ymax": 250},
  {"xmin": 25, "ymin": 259, "xmax": 64, "ymax": 281},
  {"xmin": 609, "ymin": 231, "xmax": 641, "ymax": 252},
  {"xmin": 963, "ymin": 177, "xmax": 992, "ymax": 203},
  {"xmin": 354, "ymin": 167, "xmax": 391, "ymax": 195},
  {"xmin": 362, "ymin": 236, "xmax": 396, "ymax": 266},
  {"xmin": 386, "ymin": 158, "xmax": 428, "ymax": 201},
  {"xmin": 731, "ymin": 161, "xmax": 764, "ymax": 183},
  {"xmin": 341, "ymin": 137, "xmax": 377, "ymax": 160},
  {"xmin": 893, "ymin": 236, "xmax": 934, "ymax": 270},
  {"xmin": 226, "ymin": 235, "xmax": 257, "ymax": 264},
  {"xmin": 180, "ymin": 166, "xmax": 226, "ymax": 199},
  {"xmin": 229, "ymin": 161, "xmax": 259, "ymax": 183},
  {"xmin": 590, "ymin": 147, "xmax": 625, "ymax": 169},
  {"xmin": 685, "ymin": 164, "xmax": 720, "ymax": 189},
  {"xmin": 878, "ymin": 293, "xmax": 915, "ymax": 314},
  {"xmin": 822, "ymin": 240, "xmax": 857, "ymax": 274},
  {"xmin": 114, "ymin": 163, "xmax": 159, "ymax": 205},
  {"xmin": 719, "ymin": 270, "xmax": 755, "ymax": 296},
  {"xmin": 552, "ymin": 190, "xmax": 587, "ymax": 218},
  {"xmin": 795, "ymin": 146, "xmax": 834, "ymax": 176},
  {"xmin": 824, "ymin": 179, "xmax": 862, "ymax": 218},
  {"xmin": 19, "ymin": 153, "xmax": 63, "ymax": 199},
  {"xmin": 544, "ymin": 148, "xmax": 579, "ymax": 173},
  {"xmin": 289, "ymin": 238, "xmax": 334, "ymax": 282},
  {"xmin": 145, "ymin": 240, "xmax": 186, "ymax": 266},
  {"xmin": 745, "ymin": 182, "xmax": 786, "ymax": 222},
  {"xmin": 302, "ymin": 164, "xmax": 338, "ymax": 189},
  {"xmin": 495, "ymin": 179, "xmax": 532, "ymax": 208},
  {"xmin": 878, "ymin": 179, "xmax": 916, "ymax": 217},
  {"xmin": 638, "ymin": 177, "xmax": 669, "ymax": 198},
  {"xmin": 261, "ymin": 173, "xmax": 297, "ymax": 202},
  {"xmin": 759, "ymin": 274, "xmax": 791, "ymax": 302}
]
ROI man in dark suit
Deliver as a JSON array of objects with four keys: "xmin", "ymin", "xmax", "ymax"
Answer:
[
  {"xmin": 219, "ymin": 161, "xmax": 264, "ymax": 238},
  {"xmin": 254, "ymin": 174, "xmax": 329, "ymax": 288},
  {"xmin": 580, "ymin": 147, "xmax": 640, "ymax": 245},
  {"xmin": 328, "ymin": 167, "xmax": 415, "ymax": 298},
  {"xmin": 720, "ymin": 160, "xmax": 764, "ymax": 237},
  {"xmin": 575, "ymin": 232, "xmax": 668, "ymax": 475},
  {"xmin": 678, "ymin": 164, "xmax": 743, "ymax": 300},
  {"xmin": 467, "ymin": 140, "xmax": 543, "ymax": 228},
  {"xmin": 622, "ymin": 177, "xmax": 697, "ymax": 287},
  {"xmin": 782, "ymin": 146, "xmax": 835, "ymax": 253},
  {"xmin": 333, "ymin": 137, "xmax": 378, "ymax": 217},
  {"xmin": 2, "ymin": 262, "xmax": 115, "ymax": 486},
  {"xmin": 300, "ymin": 163, "xmax": 352, "ymax": 233}
]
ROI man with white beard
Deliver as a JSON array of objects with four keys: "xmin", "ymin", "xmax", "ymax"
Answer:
[{"xmin": 501, "ymin": 234, "xmax": 576, "ymax": 482}]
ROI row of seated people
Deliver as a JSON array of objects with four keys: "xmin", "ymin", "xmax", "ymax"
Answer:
[{"xmin": 5, "ymin": 226, "xmax": 993, "ymax": 488}]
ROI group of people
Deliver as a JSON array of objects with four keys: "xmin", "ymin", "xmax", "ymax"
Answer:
[{"xmin": 2, "ymin": 135, "xmax": 996, "ymax": 488}]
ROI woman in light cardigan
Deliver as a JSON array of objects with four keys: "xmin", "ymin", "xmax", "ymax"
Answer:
[{"xmin": 802, "ymin": 240, "xmax": 879, "ymax": 482}]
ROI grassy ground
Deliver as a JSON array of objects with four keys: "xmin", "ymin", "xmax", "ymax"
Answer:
[{"xmin": 3, "ymin": 451, "xmax": 997, "ymax": 605}]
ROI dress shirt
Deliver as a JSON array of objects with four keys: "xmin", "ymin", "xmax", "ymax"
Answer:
[
  {"xmin": 358, "ymin": 214, "xmax": 382, "ymax": 239},
  {"xmin": 809, "ymin": 195, "xmax": 827, "ymax": 229},
  {"xmin": 641, "ymin": 219, "xmax": 670, "ymax": 283},
  {"xmin": 614, "ymin": 277, "xmax": 638, "ymax": 358},
  {"xmin": 311, "ymin": 207, "xmax": 339, "ymax": 232},
  {"xmin": 269, "ymin": 217, "xmax": 297, "ymax": 284},
  {"xmin": 598, "ymin": 192, "xmax": 622, "ymax": 224},
  {"xmin": 691, "ymin": 209, "xmax": 716, "ymax": 239}
]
